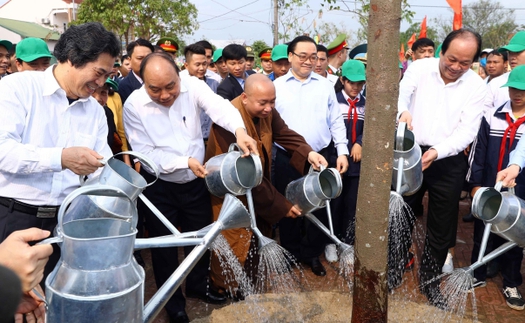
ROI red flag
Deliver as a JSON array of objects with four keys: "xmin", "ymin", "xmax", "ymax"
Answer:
[
  {"xmin": 419, "ymin": 16, "xmax": 427, "ymax": 39},
  {"xmin": 446, "ymin": 0, "xmax": 462, "ymax": 30},
  {"xmin": 399, "ymin": 43, "xmax": 405, "ymax": 62},
  {"xmin": 407, "ymin": 33, "xmax": 416, "ymax": 50}
]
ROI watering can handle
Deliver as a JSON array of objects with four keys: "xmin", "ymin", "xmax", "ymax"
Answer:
[
  {"xmin": 36, "ymin": 236, "xmax": 63, "ymax": 245},
  {"xmin": 395, "ymin": 122, "xmax": 407, "ymax": 151},
  {"xmin": 57, "ymin": 185, "xmax": 132, "ymax": 233},
  {"xmin": 494, "ymin": 181, "xmax": 515, "ymax": 195},
  {"xmin": 228, "ymin": 143, "xmax": 242, "ymax": 152},
  {"xmin": 114, "ymin": 151, "xmax": 160, "ymax": 187}
]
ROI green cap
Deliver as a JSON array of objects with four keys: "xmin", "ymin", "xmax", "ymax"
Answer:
[
  {"xmin": 212, "ymin": 48, "xmax": 223, "ymax": 63},
  {"xmin": 271, "ymin": 44, "xmax": 288, "ymax": 61},
  {"xmin": 435, "ymin": 43, "xmax": 442, "ymax": 58},
  {"xmin": 16, "ymin": 38, "xmax": 52, "ymax": 62},
  {"xmin": 501, "ymin": 65, "xmax": 525, "ymax": 90},
  {"xmin": 341, "ymin": 59, "xmax": 366, "ymax": 82},
  {"xmin": 499, "ymin": 31, "xmax": 525, "ymax": 53},
  {"xmin": 105, "ymin": 78, "xmax": 119, "ymax": 91},
  {"xmin": 0, "ymin": 39, "xmax": 12, "ymax": 51},
  {"xmin": 245, "ymin": 46, "xmax": 255, "ymax": 58}
]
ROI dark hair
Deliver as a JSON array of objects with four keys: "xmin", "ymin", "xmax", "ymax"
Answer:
[
  {"xmin": 411, "ymin": 38, "xmax": 435, "ymax": 52},
  {"xmin": 121, "ymin": 54, "xmax": 129, "ymax": 61},
  {"xmin": 317, "ymin": 44, "xmax": 328, "ymax": 56},
  {"xmin": 195, "ymin": 40, "xmax": 213, "ymax": 53},
  {"xmin": 184, "ymin": 44, "xmax": 206, "ymax": 61},
  {"xmin": 441, "ymin": 28, "xmax": 482, "ymax": 62},
  {"xmin": 222, "ymin": 44, "xmax": 247, "ymax": 61},
  {"xmin": 139, "ymin": 51, "xmax": 179, "ymax": 79},
  {"xmin": 153, "ymin": 45, "xmax": 165, "ymax": 53},
  {"xmin": 54, "ymin": 22, "xmax": 121, "ymax": 68},
  {"xmin": 8, "ymin": 43, "xmax": 16, "ymax": 55},
  {"xmin": 126, "ymin": 39, "xmax": 154, "ymax": 58},
  {"xmin": 288, "ymin": 35, "xmax": 316, "ymax": 55},
  {"xmin": 334, "ymin": 77, "xmax": 344, "ymax": 93},
  {"xmin": 488, "ymin": 49, "xmax": 508, "ymax": 62}
]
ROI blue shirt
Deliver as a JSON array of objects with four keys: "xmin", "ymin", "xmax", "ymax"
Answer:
[
  {"xmin": 234, "ymin": 72, "xmax": 250, "ymax": 89},
  {"xmin": 273, "ymin": 70, "xmax": 349, "ymax": 156}
]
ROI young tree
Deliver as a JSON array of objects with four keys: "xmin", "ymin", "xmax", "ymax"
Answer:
[
  {"xmin": 351, "ymin": 0, "xmax": 401, "ymax": 322},
  {"xmin": 277, "ymin": 0, "xmax": 316, "ymax": 42},
  {"xmin": 75, "ymin": 0, "xmax": 198, "ymax": 49}
]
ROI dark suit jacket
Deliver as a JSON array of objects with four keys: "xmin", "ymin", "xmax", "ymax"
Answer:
[
  {"xmin": 216, "ymin": 71, "xmax": 255, "ymax": 101},
  {"xmin": 118, "ymin": 72, "xmax": 142, "ymax": 104}
]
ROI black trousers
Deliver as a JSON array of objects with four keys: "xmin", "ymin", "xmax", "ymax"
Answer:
[
  {"xmin": 330, "ymin": 175, "xmax": 359, "ymax": 245},
  {"xmin": 274, "ymin": 148, "xmax": 331, "ymax": 261},
  {"xmin": 139, "ymin": 171, "xmax": 212, "ymax": 315},
  {"xmin": 0, "ymin": 202, "xmax": 60, "ymax": 289},
  {"xmin": 403, "ymin": 150, "xmax": 468, "ymax": 285},
  {"xmin": 471, "ymin": 218, "xmax": 523, "ymax": 288}
]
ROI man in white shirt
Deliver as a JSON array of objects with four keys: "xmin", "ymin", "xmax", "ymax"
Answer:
[
  {"xmin": 118, "ymin": 39, "xmax": 154, "ymax": 104},
  {"xmin": 273, "ymin": 35, "xmax": 349, "ymax": 277},
  {"xmin": 485, "ymin": 31, "xmax": 525, "ymax": 111},
  {"xmin": 398, "ymin": 29, "xmax": 486, "ymax": 307},
  {"xmin": 315, "ymin": 44, "xmax": 339, "ymax": 84},
  {"xmin": 0, "ymin": 21, "xmax": 120, "ymax": 291},
  {"xmin": 123, "ymin": 52, "xmax": 258, "ymax": 323}
]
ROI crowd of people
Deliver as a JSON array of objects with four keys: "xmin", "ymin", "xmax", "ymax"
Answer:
[{"xmin": 0, "ymin": 21, "xmax": 525, "ymax": 323}]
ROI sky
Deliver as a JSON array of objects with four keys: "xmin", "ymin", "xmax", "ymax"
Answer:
[{"xmin": 187, "ymin": 0, "xmax": 525, "ymax": 46}]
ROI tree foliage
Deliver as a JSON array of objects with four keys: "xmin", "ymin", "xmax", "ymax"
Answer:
[
  {"xmin": 250, "ymin": 39, "xmax": 270, "ymax": 67},
  {"xmin": 312, "ymin": 22, "xmax": 357, "ymax": 47},
  {"xmin": 434, "ymin": 0, "xmax": 517, "ymax": 48},
  {"xmin": 277, "ymin": 0, "xmax": 316, "ymax": 42},
  {"xmin": 74, "ymin": 0, "xmax": 198, "ymax": 49},
  {"xmin": 322, "ymin": 0, "xmax": 414, "ymax": 42}
]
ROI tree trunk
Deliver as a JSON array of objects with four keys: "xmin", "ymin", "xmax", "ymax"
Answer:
[{"xmin": 351, "ymin": 1, "xmax": 402, "ymax": 322}]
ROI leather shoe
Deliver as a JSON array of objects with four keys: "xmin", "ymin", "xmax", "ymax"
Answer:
[
  {"xmin": 169, "ymin": 311, "xmax": 189, "ymax": 323},
  {"xmin": 462, "ymin": 213, "xmax": 474, "ymax": 222},
  {"xmin": 303, "ymin": 257, "xmax": 326, "ymax": 277},
  {"xmin": 186, "ymin": 287, "xmax": 227, "ymax": 305}
]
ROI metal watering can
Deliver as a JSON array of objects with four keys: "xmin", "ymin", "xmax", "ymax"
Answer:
[
  {"xmin": 205, "ymin": 143, "xmax": 263, "ymax": 197},
  {"xmin": 286, "ymin": 166, "xmax": 352, "ymax": 257},
  {"xmin": 40, "ymin": 184, "xmax": 251, "ymax": 323},
  {"xmin": 204, "ymin": 143, "xmax": 277, "ymax": 249},
  {"xmin": 285, "ymin": 165, "xmax": 342, "ymax": 215},
  {"xmin": 453, "ymin": 182, "xmax": 521, "ymax": 279},
  {"xmin": 392, "ymin": 122, "xmax": 422, "ymax": 196}
]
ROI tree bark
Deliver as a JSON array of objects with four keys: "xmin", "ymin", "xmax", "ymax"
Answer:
[{"xmin": 351, "ymin": 1, "xmax": 402, "ymax": 322}]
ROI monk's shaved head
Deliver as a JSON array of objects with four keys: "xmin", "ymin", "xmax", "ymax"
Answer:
[
  {"xmin": 244, "ymin": 73, "xmax": 275, "ymax": 95},
  {"xmin": 241, "ymin": 74, "xmax": 276, "ymax": 119}
]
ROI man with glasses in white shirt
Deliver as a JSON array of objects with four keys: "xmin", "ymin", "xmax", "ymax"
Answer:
[
  {"xmin": 398, "ymin": 29, "xmax": 486, "ymax": 308},
  {"xmin": 0, "ymin": 22, "xmax": 120, "ymax": 288},
  {"xmin": 273, "ymin": 35, "xmax": 349, "ymax": 277}
]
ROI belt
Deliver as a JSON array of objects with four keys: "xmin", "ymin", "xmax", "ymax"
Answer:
[{"xmin": 0, "ymin": 197, "xmax": 59, "ymax": 218}]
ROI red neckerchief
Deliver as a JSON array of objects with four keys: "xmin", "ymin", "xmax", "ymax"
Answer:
[
  {"xmin": 498, "ymin": 113, "xmax": 525, "ymax": 171},
  {"xmin": 347, "ymin": 97, "xmax": 359, "ymax": 144}
]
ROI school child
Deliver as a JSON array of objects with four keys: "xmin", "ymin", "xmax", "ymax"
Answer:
[
  {"xmin": 467, "ymin": 65, "xmax": 525, "ymax": 311},
  {"xmin": 325, "ymin": 60, "xmax": 366, "ymax": 262}
]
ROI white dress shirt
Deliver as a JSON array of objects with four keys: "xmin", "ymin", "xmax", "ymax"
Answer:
[
  {"xmin": 0, "ymin": 67, "xmax": 112, "ymax": 205},
  {"xmin": 123, "ymin": 75, "xmax": 245, "ymax": 183},
  {"xmin": 484, "ymin": 72, "xmax": 509, "ymax": 111},
  {"xmin": 206, "ymin": 69, "xmax": 222, "ymax": 83},
  {"xmin": 274, "ymin": 70, "xmax": 349, "ymax": 156},
  {"xmin": 398, "ymin": 57, "xmax": 487, "ymax": 160}
]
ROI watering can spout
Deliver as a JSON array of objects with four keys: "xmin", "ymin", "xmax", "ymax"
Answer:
[{"xmin": 217, "ymin": 194, "xmax": 251, "ymax": 230}]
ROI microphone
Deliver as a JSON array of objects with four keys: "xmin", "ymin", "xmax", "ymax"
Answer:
[{"xmin": 0, "ymin": 265, "xmax": 22, "ymax": 323}]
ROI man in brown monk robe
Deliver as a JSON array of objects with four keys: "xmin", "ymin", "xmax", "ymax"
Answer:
[{"xmin": 205, "ymin": 73, "xmax": 327, "ymax": 296}]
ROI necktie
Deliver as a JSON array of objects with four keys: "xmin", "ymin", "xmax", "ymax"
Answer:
[
  {"xmin": 498, "ymin": 113, "xmax": 525, "ymax": 171},
  {"xmin": 347, "ymin": 97, "xmax": 360, "ymax": 144}
]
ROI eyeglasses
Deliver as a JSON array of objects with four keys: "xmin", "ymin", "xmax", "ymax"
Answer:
[{"xmin": 292, "ymin": 52, "xmax": 318, "ymax": 63}]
